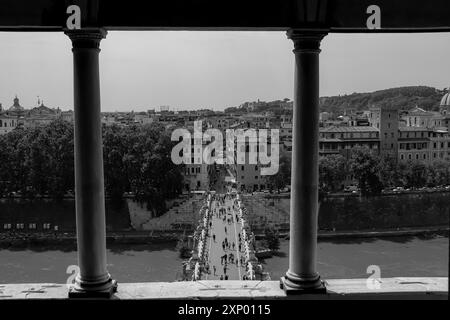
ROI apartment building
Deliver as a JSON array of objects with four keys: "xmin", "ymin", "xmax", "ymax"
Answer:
[{"xmin": 319, "ymin": 126, "xmax": 380, "ymax": 159}]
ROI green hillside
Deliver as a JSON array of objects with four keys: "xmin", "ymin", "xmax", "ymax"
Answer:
[{"xmin": 320, "ymin": 86, "xmax": 447, "ymax": 114}]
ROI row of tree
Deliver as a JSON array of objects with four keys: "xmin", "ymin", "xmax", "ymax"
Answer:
[
  {"xmin": 265, "ymin": 148, "xmax": 450, "ymax": 196},
  {"xmin": 320, "ymin": 150, "xmax": 450, "ymax": 196},
  {"xmin": 0, "ymin": 120, "xmax": 183, "ymax": 214}
]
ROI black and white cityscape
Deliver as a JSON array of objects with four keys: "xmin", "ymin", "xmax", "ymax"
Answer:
[{"xmin": 0, "ymin": 0, "xmax": 448, "ymax": 306}]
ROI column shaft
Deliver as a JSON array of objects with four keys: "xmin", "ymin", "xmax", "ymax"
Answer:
[
  {"xmin": 281, "ymin": 30, "xmax": 327, "ymax": 293},
  {"xmin": 66, "ymin": 29, "xmax": 116, "ymax": 298}
]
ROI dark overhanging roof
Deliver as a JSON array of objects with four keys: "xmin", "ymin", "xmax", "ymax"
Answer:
[{"xmin": 0, "ymin": 0, "xmax": 449, "ymax": 32}]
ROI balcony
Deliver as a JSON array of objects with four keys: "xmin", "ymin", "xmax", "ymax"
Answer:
[{"xmin": 0, "ymin": 278, "xmax": 447, "ymax": 300}]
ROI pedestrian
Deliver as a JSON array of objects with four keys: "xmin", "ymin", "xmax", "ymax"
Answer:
[
  {"xmin": 223, "ymin": 265, "xmax": 227, "ymax": 275},
  {"xmin": 225, "ymin": 226, "xmax": 227, "ymax": 234},
  {"xmin": 220, "ymin": 275, "xmax": 224, "ymax": 280},
  {"xmin": 213, "ymin": 234, "xmax": 216, "ymax": 242},
  {"xmin": 225, "ymin": 275, "xmax": 229, "ymax": 280},
  {"xmin": 213, "ymin": 265, "xmax": 216, "ymax": 276}
]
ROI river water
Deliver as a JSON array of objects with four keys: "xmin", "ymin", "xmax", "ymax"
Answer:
[{"xmin": 0, "ymin": 236, "xmax": 447, "ymax": 284}]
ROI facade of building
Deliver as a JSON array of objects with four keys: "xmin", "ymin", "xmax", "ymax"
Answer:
[
  {"xmin": 0, "ymin": 96, "xmax": 72, "ymax": 134},
  {"xmin": 369, "ymin": 105, "xmax": 399, "ymax": 160},
  {"xmin": 24, "ymin": 103, "xmax": 61, "ymax": 128},
  {"xmin": 181, "ymin": 132, "xmax": 212, "ymax": 193},
  {"xmin": 319, "ymin": 126, "xmax": 380, "ymax": 159},
  {"xmin": 0, "ymin": 114, "xmax": 18, "ymax": 135}
]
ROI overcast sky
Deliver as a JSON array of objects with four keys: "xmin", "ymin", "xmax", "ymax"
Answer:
[{"xmin": 0, "ymin": 31, "xmax": 449, "ymax": 112}]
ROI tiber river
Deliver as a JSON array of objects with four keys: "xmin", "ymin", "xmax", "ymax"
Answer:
[
  {"xmin": 0, "ymin": 192, "xmax": 448, "ymax": 283},
  {"xmin": 0, "ymin": 236, "xmax": 447, "ymax": 284}
]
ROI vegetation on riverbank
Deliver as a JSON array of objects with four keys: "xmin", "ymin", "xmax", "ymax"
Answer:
[
  {"xmin": 319, "ymin": 150, "xmax": 450, "ymax": 196},
  {"xmin": 0, "ymin": 119, "xmax": 183, "ymax": 216}
]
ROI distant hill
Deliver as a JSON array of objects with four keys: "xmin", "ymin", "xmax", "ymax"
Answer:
[{"xmin": 320, "ymin": 86, "xmax": 447, "ymax": 114}]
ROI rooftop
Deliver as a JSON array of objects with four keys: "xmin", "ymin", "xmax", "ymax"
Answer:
[
  {"xmin": 399, "ymin": 126, "xmax": 431, "ymax": 131},
  {"xmin": 320, "ymin": 126, "xmax": 379, "ymax": 133}
]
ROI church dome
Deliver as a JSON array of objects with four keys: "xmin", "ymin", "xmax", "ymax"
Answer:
[
  {"xmin": 440, "ymin": 91, "xmax": 450, "ymax": 107},
  {"xmin": 9, "ymin": 95, "xmax": 25, "ymax": 112}
]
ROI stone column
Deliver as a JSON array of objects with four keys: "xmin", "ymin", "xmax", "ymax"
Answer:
[
  {"xmin": 65, "ymin": 29, "xmax": 117, "ymax": 298},
  {"xmin": 281, "ymin": 30, "xmax": 327, "ymax": 294}
]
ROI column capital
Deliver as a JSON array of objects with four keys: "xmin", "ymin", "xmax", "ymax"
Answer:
[
  {"xmin": 65, "ymin": 28, "xmax": 107, "ymax": 49},
  {"xmin": 286, "ymin": 29, "xmax": 328, "ymax": 53}
]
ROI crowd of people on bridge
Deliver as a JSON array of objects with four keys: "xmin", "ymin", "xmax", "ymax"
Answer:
[{"xmin": 190, "ymin": 191, "xmax": 260, "ymax": 281}]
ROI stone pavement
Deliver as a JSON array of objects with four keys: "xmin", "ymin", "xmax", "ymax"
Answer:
[{"xmin": 204, "ymin": 196, "xmax": 246, "ymax": 280}]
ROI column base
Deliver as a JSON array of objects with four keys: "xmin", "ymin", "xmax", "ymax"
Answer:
[
  {"xmin": 280, "ymin": 274, "xmax": 327, "ymax": 295},
  {"xmin": 68, "ymin": 277, "xmax": 118, "ymax": 299}
]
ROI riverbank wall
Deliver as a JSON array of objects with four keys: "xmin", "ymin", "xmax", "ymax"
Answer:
[{"xmin": 1, "ymin": 226, "xmax": 448, "ymax": 248}]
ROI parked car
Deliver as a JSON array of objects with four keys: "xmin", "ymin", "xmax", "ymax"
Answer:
[{"xmin": 344, "ymin": 185, "xmax": 359, "ymax": 193}]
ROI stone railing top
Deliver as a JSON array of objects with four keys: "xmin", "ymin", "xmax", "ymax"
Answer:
[{"xmin": 0, "ymin": 278, "xmax": 446, "ymax": 300}]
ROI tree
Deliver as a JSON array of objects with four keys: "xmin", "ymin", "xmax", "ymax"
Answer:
[
  {"xmin": 319, "ymin": 154, "xmax": 348, "ymax": 192},
  {"xmin": 264, "ymin": 226, "xmax": 280, "ymax": 252},
  {"xmin": 408, "ymin": 161, "xmax": 427, "ymax": 188},
  {"xmin": 267, "ymin": 153, "xmax": 291, "ymax": 192},
  {"xmin": 350, "ymin": 149, "xmax": 383, "ymax": 196},
  {"xmin": 0, "ymin": 120, "xmax": 182, "ymax": 209},
  {"xmin": 426, "ymin": 160, "xmax": 450, "ymax": 187}
]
